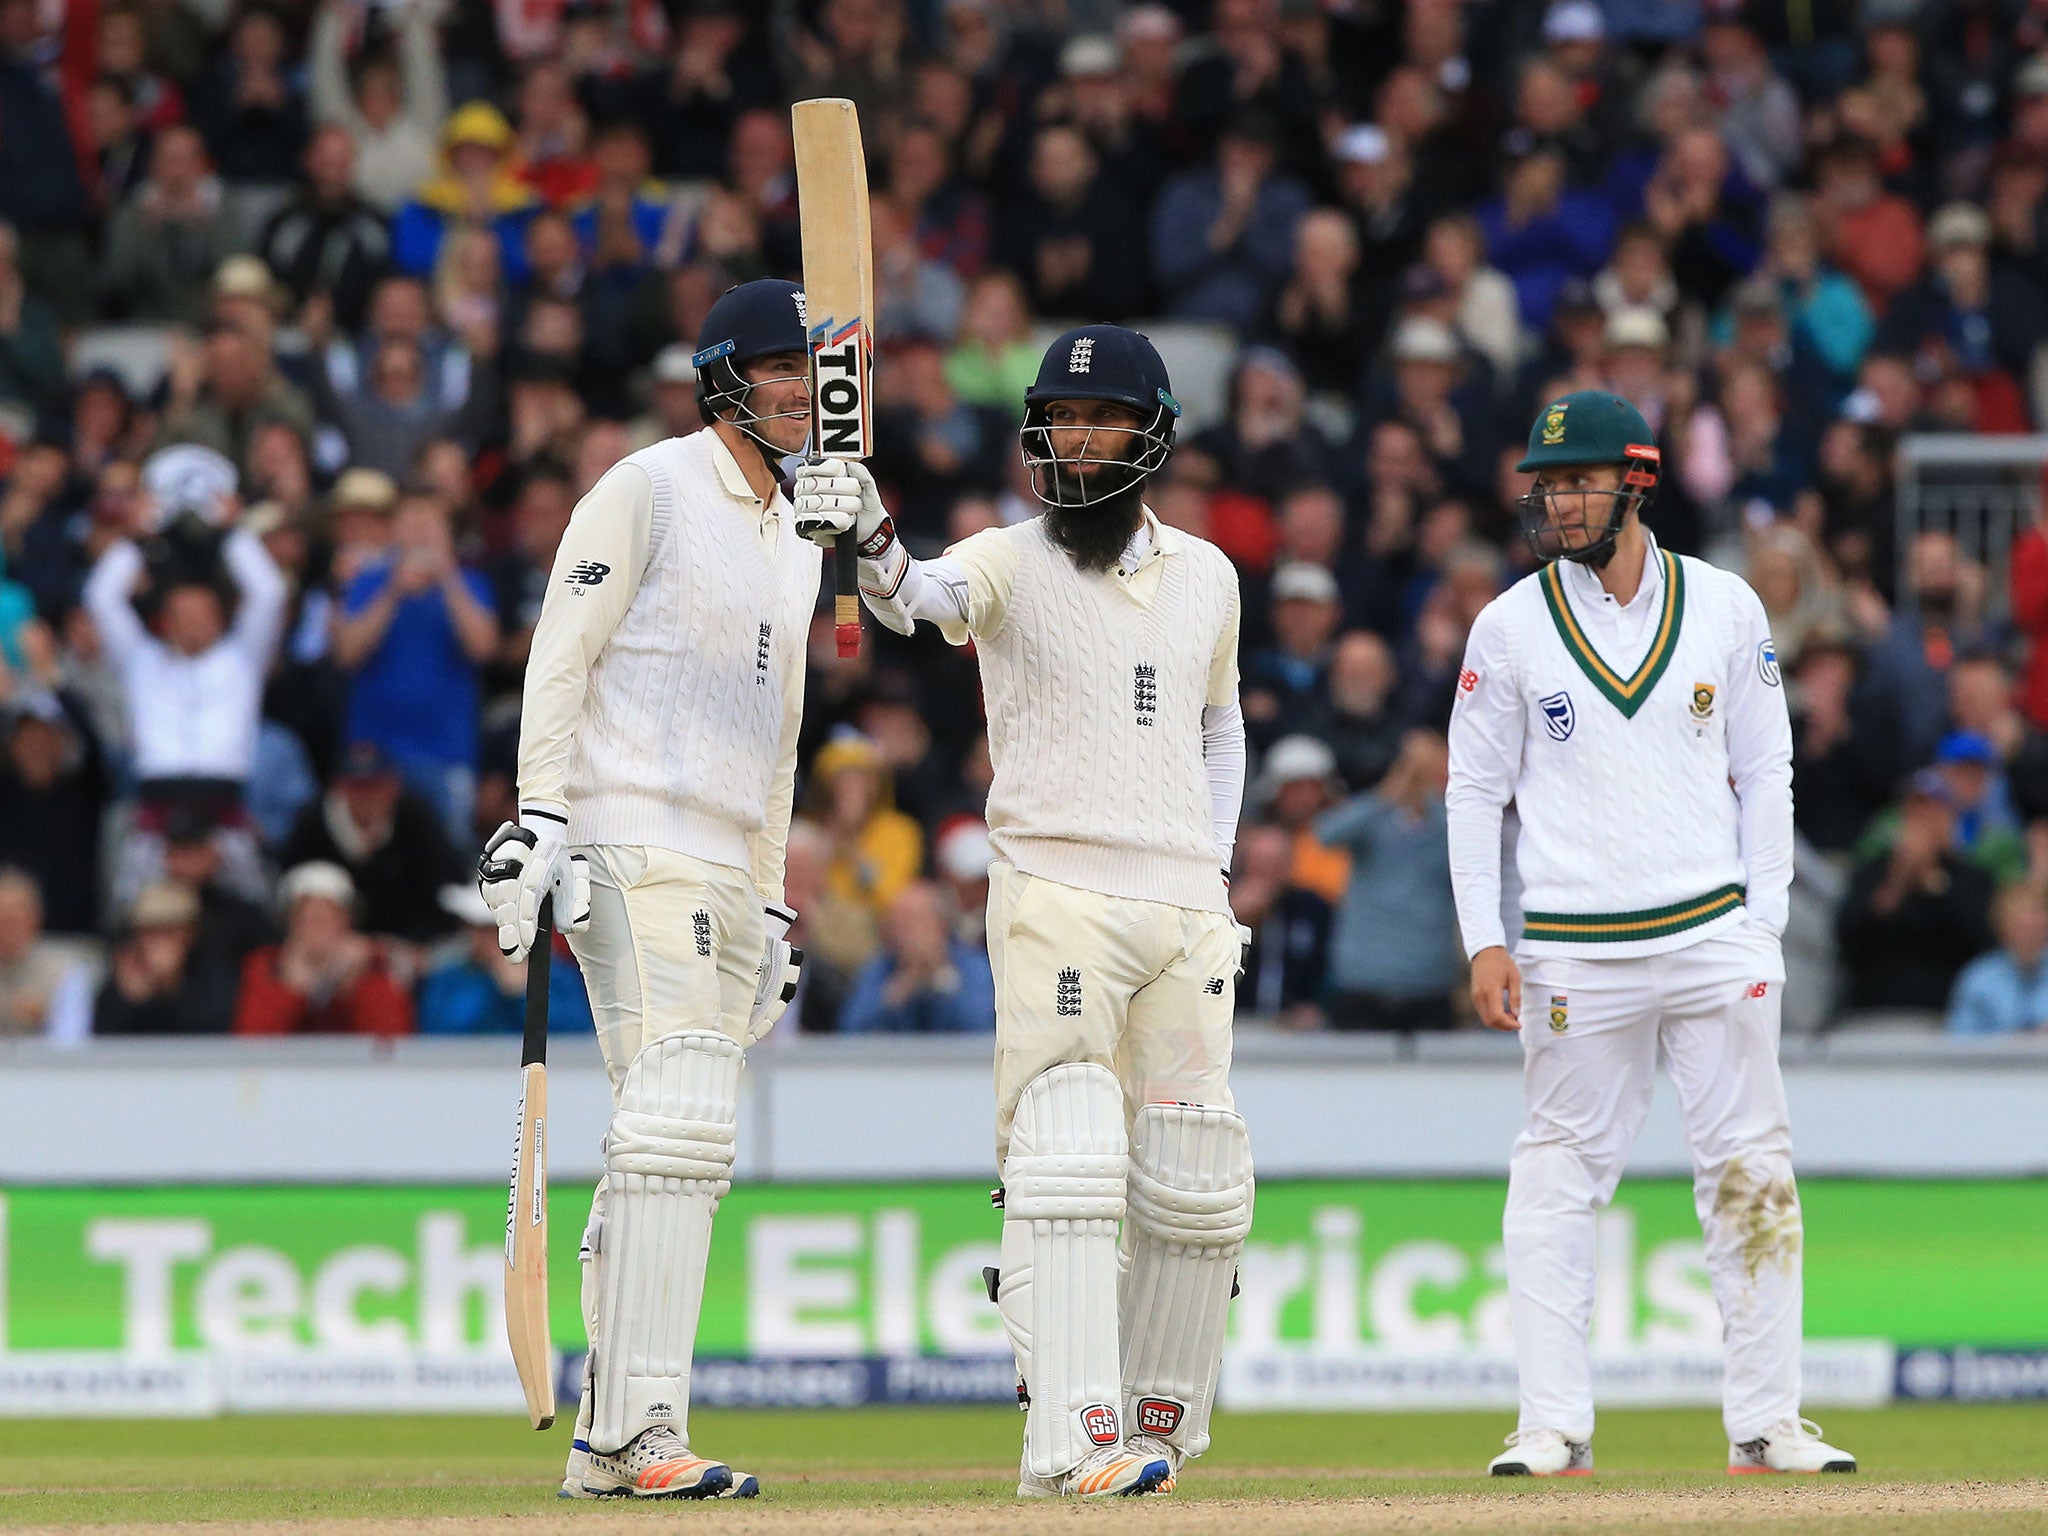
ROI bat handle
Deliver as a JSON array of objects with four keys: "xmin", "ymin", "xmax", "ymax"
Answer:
[
  {"xmin": 835, "ymin": 534, "xmax": 860, "ymax": 658},
  {"xmin": 522, "ymin": 894, "xmax": 552, "ymax": 1069}
]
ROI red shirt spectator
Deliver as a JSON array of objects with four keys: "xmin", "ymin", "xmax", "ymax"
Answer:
[
  {"xmin": 2011, "ymin": 504, "xmax": 2048, "ymax": 729},
  {"xmin": 234, "ymin": 861, "xmax": 413, "ymax": 1037}
]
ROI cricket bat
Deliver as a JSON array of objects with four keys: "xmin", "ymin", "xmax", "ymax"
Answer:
[
  {"xmin": 504, "ymin": 893, "xmax": 554, "ymax": 1430},
  {"xmin": 793, "ymin": 96, "xmax": 874, "ymax": 660}
]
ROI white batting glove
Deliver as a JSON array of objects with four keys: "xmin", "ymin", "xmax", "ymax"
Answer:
[
  {"xmin": 792, "ymin": 458, "xmax": 895, "ymax": 556},
  {"xmin": 478, "ymin": 813, "xmax": 592, "ymax": 962},
  {"xmin": 746, "ymin": 902, "xmax": 805, "ymax": 1043}
]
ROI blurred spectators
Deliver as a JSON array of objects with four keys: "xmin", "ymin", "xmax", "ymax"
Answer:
[
  {"xmin": 96, "ymin": 882, "xmax": 237, "ymax": 1035},
  {"xmin": 418, "ymin": 883, "xmax": 593, "ymax": 1035},
  {"xmin": 259, "ymin": 126, "xmax": 392, "ymax": 334},
  {"xmin": 1947, "ymin": 883, "xmax": 2048, "ymax": 1036},
  {"xmin": 280, "ymin": 741, "xmax": 460, "ymax": 944},
  {"xmin": 839, "ymin": 881, "xmax": 995, "ymax": 1035},
  {"xmin": 1836, "ymin": 769, "xmax": 1997, "ymax": 1013},
  {"xmin": 0, "ymin": 868, "xmax": 90, "ymax": 1043},
  {"xmin": 234, "ymin": 861, "xmax": 412, "ymax": 1036},
  {"xmin": 0, "ymin": 688, "xmax": 107, "ymax": 935},
  {"xmin": 84, "ymin": 447, "xmax": 288, "ymax": 907},
  {"xmin": 1254, "ymin": 734, "xmax": 1350, "ymax": 907},
  {"xmin": 807, "ymin": 732, "xmax": 923, "ymax": 946},
  {"xmin": 309, "ymin": 0, "xmax": 448, "ymax": 214},
  {"xmin": 332, "ymin": 485, "xmax": 498, "ymax": 838},
  {"xmin": 101, "ymin": 126, "xmax": 245, "ymax": 326},
  {"xmin": 1230, "ymin": 821, "xmax": 1330, "ymax": 1027},
  {"xmin": 1316, "ymin": 730, "xmax": 1458, "ymax": 1030},
  {"xmin": 1152, "ymin": 113, "xmax": 1310, "ymax": 329}
]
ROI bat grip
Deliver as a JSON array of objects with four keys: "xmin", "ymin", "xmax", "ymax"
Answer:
[
  {"xmin": 835, "ymin": 535, "xmax": 860, "ymax": 658},
  {"xmin": 521, "ymin": 894, "xmax": 552, "ymax": 1068}
]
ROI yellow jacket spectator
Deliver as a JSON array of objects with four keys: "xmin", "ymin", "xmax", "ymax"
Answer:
[{"xmin": 807, "ymin": 731, "xmax": 924, "ymax": 922}]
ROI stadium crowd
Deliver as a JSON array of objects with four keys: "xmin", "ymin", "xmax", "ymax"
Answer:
[{"xmin": 5, "ymin": 0, "xmax": 2048, "ymax": 1042}]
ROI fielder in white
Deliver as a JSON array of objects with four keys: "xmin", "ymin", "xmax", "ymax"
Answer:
[
  {"xmin": 1447, "ymin": 390, "xmax": 1857, "ymax": 1477},
  {"xmin": 793, "ymin": 324, "xmax": 1253, "ymax": 1500},
  {"xmin": 478, "ymin": 279, "xmax": 819, "ymax": 1499}
]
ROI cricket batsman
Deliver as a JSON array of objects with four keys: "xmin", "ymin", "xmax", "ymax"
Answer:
[
  {"xmin": 477, "ymin": 279, "xmax": 820, "ymax": 1498},
  {"xmin": 1446, "ymin": 390, "xmax": 1857, "ymax": 1478},
  {"xmin": 792, "ymin": 326, "xmax": 1252, "ymax": 1499}
]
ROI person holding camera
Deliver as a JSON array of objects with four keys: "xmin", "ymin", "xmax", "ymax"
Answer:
[{"xmin": 82, "ymin": 444, "xmax": 288, "ymax": 911}]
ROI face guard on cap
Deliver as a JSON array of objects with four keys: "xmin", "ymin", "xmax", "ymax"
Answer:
[
  {"xmin": 693, "ymin": 280, "xmax": 811, "ymax": 458},
  {"xmin": 1018, "ymin": 324, "xmax": 1181, "ymax": 509},
  {"xmin": 1515, "ymin": 443, "xmax": 1661, "ymax": 567},
  {"xmin": 1019, "ymin": 397, "xmax": 1179, "ymax": 508}
]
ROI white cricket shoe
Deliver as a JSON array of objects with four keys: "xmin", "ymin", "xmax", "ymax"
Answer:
[
  {"xmin": 1016, "ymin": 1444, "xmax": 1173, "ymax": 1499},
  {"xmin": 1124, "ymin": 1433, "xmax": 1183, "ymax": 1495},
  {"xmin": 1489, "ymin": 1427, "xmax": 1593, "ymax": 1476},
  {"xmin": 1728, "ymin": 1418, "xmax": 1858, "ymax": 1475},
  {"xmin": 559, "ymin": 1426, "xmax": 740, "ymax": 1499}
]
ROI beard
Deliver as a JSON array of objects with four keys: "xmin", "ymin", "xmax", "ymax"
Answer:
[{"xmin": 1043, "ymin": 493, "xmax": 1143, "ymax": 573}]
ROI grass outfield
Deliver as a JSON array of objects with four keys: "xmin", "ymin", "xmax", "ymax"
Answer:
[{"xmin": 1, "ymin": 1405, "xmax": 2044, "ymax": 1533}]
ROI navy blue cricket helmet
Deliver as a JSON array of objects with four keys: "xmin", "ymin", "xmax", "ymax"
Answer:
[
  {"xmin": 1020, "ymin": 325, "xmax": 1181, "ymax": 508},
  {"xmin": 692, "ymin": 278, "xmax": 811, "ymax": 440}
]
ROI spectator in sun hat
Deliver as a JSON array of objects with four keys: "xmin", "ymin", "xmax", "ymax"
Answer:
[
  {"xmin": 393, "ymin": 102, "xmax": 540, "ymax": 280},
  {"xmin": 96, "ymin": 881, "xmax": 235, "ymax": 1035}
]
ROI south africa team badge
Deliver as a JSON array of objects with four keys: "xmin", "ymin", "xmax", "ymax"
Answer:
[
  {"xmin": 1690, "ymin": 683, "xmax": 1715, "ymax": 722},
  {"xmin": 1549, "ymin": 995, "xmax": 1569, "ymax": 1033}
]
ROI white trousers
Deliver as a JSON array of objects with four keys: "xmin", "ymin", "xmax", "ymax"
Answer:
[
  {"xmin": 987, "ymin": 862, "xmax": 1240, "ymax": 1161},
  {"xmin": 1507, "ymin": 924, "xmax": 1803, "ymax": 1444},
  {"xmin": 564, "ymin": 845, "xmax": 762, "ymax": 1451}
]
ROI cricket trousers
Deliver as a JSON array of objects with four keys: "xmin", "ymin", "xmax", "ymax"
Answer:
[
  {"xmin": 1506, "ymin": 921, "xmax": 1802, "ymax": 1445},
  {"xmin": 564, "ymin": 844, "xmax": 764, "ymax": 1451},
  {"xmin": 987, "ymin": 861, "xmax": 1241, "ymax": 1161}
]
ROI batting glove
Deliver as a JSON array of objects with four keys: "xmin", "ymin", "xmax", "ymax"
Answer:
[
  {"xmin": 746, "ymin": 902, "xmax": 805, "ymax": 1043},
  {"xmin": 478, "ymin": 813, "xmax": 592, "ymax": 962},
  {"xmin": 792, "ymin": 457, "xmax": 895, "ymax": 556}
]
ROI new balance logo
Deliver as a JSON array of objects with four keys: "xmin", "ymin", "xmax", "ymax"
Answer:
[
  {"xmin": 1203, "ymin": 977, "xmax": 1225, "ymax": 995},
  {"xmin": 1134, "ymin": 662, "xmax": 1157, "ymax": 725},
  {"xmin": 756, "ymin": 621, "xmax": 773, "ymax": 684},
  {"xmin": 1068, "ymin": 336, "xmax": 1095, "ymax": 373},
  {"xmin": 692, "ymin": 910, "xmax": 712, "ymax": 958},
  {"xmin": 1055, "ymin": 967, "xmax": 1082, "ymax": 1017},
  {"xmin": 565, "ymin": 560, "xmax": 610, "ymax": 593}
]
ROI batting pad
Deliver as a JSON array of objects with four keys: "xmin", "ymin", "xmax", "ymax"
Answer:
[
  {"xmin": 1119, "ymin": 1102, "xmax": 1254, "ymax": 1461},
  {"xmin": 998, "ymin": 1062, "xmax": 1129, "ymax": 1479},
  {"xmin": 589, "ymin": 1029, "xmax": 743, "ymax": 1454}
]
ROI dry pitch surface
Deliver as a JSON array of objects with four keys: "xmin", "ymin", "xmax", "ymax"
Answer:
[{"xmin": 2, "ymin": 1406, "xmax": 2044, "ymax": 1535}]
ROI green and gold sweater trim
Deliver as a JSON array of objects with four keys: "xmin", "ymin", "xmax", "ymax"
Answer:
[
  {"xmin": 1522, "ymin": 884, "xmax": 1746, "ymax": 944},
  {"xmin": 1540, "ymin": 549, "xmax": 1685, "ymax": 718}
]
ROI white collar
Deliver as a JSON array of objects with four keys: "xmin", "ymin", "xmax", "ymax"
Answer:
[{"xmin": 1562, "ymin": 528, "xmax": 1661, "ymax": 609}]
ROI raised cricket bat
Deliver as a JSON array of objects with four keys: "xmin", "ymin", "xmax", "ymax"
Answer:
[
  {"xmin": 793, "ymin": 96, "xmax": 874, "ymax": 660},
  {"xmin": 504, "ymin": 894, "xmax": 554, "ymax": 1430}
]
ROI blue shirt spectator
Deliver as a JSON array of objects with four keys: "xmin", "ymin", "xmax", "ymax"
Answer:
[
  {"xmin": 1314, "ymin": 732, "xmax": 1460, "ymax": 1029},
  {"xmin": 418, "ymin": 885, "xmax": 595, "ymax": 1035},
  {"xmin": 1947, "ymin": 885, "xmax": 2048, "ymax": 1036},
  {"xmin": 335, "ymin": 492, "xmax": 499, "ymax": 840},
  {"xmin": 840, "ymin": 882, "xmax": 995, "ymax": 1034},
  {"xmin": 1151, "ymin": 118, "xmax": 1311, "ymax": 332},
  {"xmin": 1477, "ymin": 149, "xmax": 1617, "ymax": 334}
]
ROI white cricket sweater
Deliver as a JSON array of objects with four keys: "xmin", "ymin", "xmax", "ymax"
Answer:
[
  {"xmin": 516, "ymin": 430, "xmax": 820, "ymax": 898},
  {"xmin": 1445, "ymin": 533, "xmax": 1794, "ymax": 960},
  {"xmin": 914, "ymin": 515, "xmax": 1242, "ymax": 914}
]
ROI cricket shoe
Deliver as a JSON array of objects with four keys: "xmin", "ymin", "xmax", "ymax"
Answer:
[
  {"xmin": 559, "ymin": 1426, "xmax": 737, "ymax": 1499},
  {"xmin": 1728, "ymin": 1418, "xmax": 1858, "ymax": 1475},
  {"xmin": 1124, "ymin": 1433, "xmax": 1183, "ymax": 1495},
  {"xmin": 1016, "ymin": 1445, "xmax": 1173, "ymax": 1499},
  {"xmin": 1489, "ymin": 1428, "xmax": 1593, "ymax": 1476}
]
